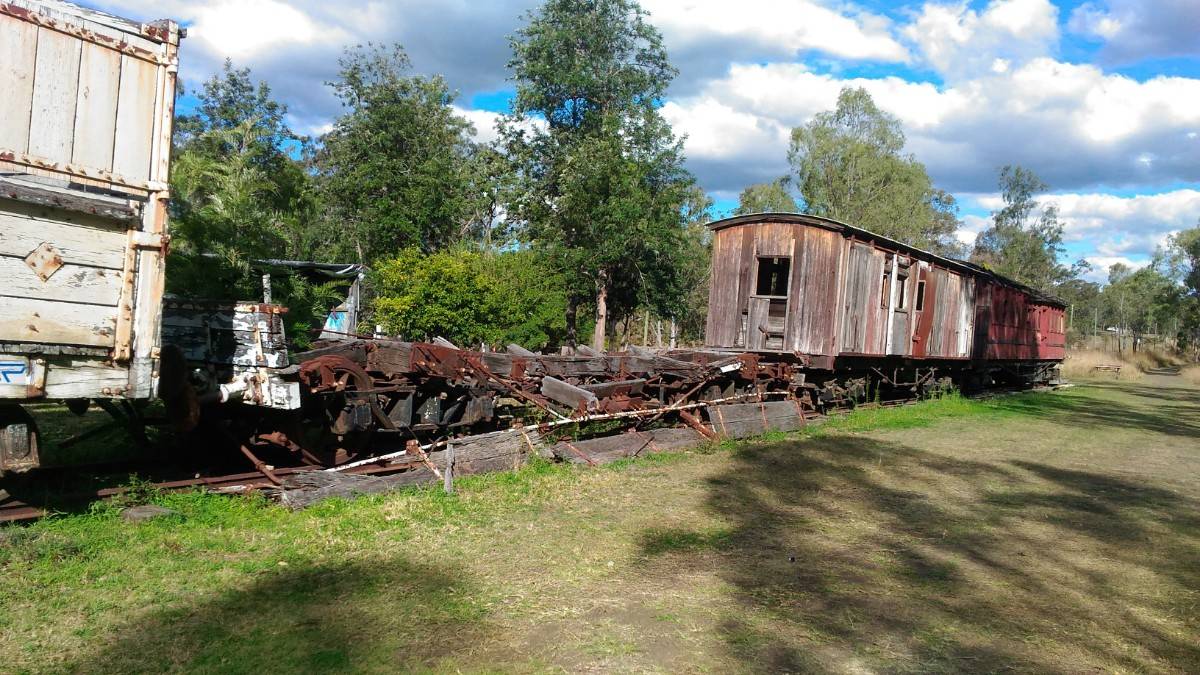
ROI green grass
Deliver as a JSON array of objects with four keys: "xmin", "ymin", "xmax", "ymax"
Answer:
[{"xmin": 2, "ymin": 380, "xmax": 1199, "ymax": 673}]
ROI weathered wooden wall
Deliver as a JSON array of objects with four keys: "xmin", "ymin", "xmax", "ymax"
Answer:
[{"xmin": 0, "ymin": 1, "xmax": 179, "ymax": 194}]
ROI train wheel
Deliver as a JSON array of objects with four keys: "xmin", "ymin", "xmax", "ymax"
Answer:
[{"xmin": 295, "ymin": 356, "xmax": 378, "ymax": 466}]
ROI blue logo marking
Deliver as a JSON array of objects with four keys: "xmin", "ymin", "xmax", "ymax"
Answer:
[{"xmin": 0, "ymin": 362, "xmax": 28, "ymax": 384}]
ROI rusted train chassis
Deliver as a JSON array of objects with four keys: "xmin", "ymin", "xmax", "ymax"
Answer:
[{"xmin": 209, "ymin": 339, "xmax": 1059, "ymax": 471}]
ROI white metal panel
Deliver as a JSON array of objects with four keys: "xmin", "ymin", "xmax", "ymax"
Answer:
[
  {"xmin": 110, "ymin": 53, "xmax": 156, "ymax": 182},
  {"xmin": 71, "ymin": 41, "xmax": 121, "ymax": 169},
  {"xmin": 0, "ymin": 14, "xmax": 38, "ymax": 152},
  {"xmin": 27, "ymin": 26, "xmax": 82, "ymax": 161}
]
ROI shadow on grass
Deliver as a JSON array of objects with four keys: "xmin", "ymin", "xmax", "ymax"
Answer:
[
  {"xmin": 61, "ymin": 557, "xmax": 491, "ymax": 673},
  {"xmin": 989, "ymin": 383, "xmax": 1200, "ymax": 437},
  {"xmin": 639, "ymin": 432, "xmax": 1200, "ymax": 673}
]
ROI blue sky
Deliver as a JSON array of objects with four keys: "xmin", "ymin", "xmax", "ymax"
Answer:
[{"xmin": 93, "ymin": 0, "xmax": 1199, "ymax": 282}]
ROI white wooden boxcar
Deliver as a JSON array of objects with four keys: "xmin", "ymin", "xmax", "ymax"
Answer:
[{"xmin": 0, "ymin": 0, "xmax": 180, "ymax": 471}]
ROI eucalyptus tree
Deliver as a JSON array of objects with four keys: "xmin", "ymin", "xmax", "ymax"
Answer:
[
  {"xmin": 502, "ymin": 0, "xmax": 697, "ymax": 350},
  {"xmin": 734, "ymin": 179, "xmax": 798, "ymax": 215},
  {"xmin": 788, "ymin": 87, "xmax": 960, "ymax": 253},
  {"xmin": 971, "ymin": 166, "xmax": 1081, "ymax": 292}
]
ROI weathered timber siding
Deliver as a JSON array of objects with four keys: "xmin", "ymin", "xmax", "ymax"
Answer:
[
  {"xmin": 0, "ymin": 0, "xmax": 179, "ymax": 193},
  {"xmin": 981, "ymin": 281, "xmax": 1065, "ymax": 361},
  {"xmin": 788, "ymin": 225, "xmax": 842, "ymax": 355}
]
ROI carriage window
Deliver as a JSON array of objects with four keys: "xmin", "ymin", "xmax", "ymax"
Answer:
[
  {"xmin": 915, "ymin": 280, "xmax": 926, "ymax": 311},
  {"xmin": 755, "ymin": 257, "xmax": 790, "ymax": 297},
  {"xmin": 895, "ymin": 265, "xmax": 910, "ymax": 310},
  {"xmin": 880, "ymin": 273, "xmax": 890, "ymax": 308}
]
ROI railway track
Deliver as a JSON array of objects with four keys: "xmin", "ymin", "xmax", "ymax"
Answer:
[{"xmin": 0, "ymin": 384, "xmax": 1062, "ymax": 524}]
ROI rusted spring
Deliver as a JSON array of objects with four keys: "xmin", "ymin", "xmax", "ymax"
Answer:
[{"xmin": 239, "ymin": 443, "xmax": 283, "ymax": 485}]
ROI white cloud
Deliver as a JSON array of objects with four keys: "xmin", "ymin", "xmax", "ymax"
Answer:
[
  {"xmin": 962, "ymin": 189, "xmax": 1200, "ymax": 269},
  {"xmin": 643, "ymin": 0, "xmax": 908, "ymax": 63},
  {"xmin": 188, "ymin": 0, "xmax": 345, "ymax": 59},
  {"xmin": 902, "ymin": 0, "xmax": 1059, "ymax": 80},
  {"xmin": 665, "ymin": 58, "xmax": 1200, "ymax": 194},
  {"xmin": 453, "ymin": 106, "xmax": 503, "ymax": 145},
  {"xmin": 1048, "ymin": 189, "xmax": 1200, "ymax": 242}
]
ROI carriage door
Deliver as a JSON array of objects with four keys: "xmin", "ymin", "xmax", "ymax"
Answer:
[
  {"xmin": 886, "ymin": 257, "xmax": 912, "ymax": 356},
  {"xmin": 746, "ymin": 255, "xmax": 791, "ymax": 350}
]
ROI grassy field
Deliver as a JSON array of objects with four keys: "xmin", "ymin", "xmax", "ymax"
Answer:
[{"xmin": 2, "ymin": 376, "xmax": 1198, "ymax": 673}]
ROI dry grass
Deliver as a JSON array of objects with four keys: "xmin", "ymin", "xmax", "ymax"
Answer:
[
  {"xmin": 1182, "ymin": 366, "xmax": 1200, "ymax": 385},
  {"xmin": 1062, "ymin": 349, "xmax": 1145, "ymax": 381},
  {"xmin": 1063, "ymin": 346, "xmax": 1190, "ymax": 381}
]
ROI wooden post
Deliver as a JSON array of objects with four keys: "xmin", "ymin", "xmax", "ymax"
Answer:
[
  {"xmin": 670, "ymin": 318, "xmax": 677, "ymax": 349},
  {"xmin": 443, "ymin": 442, "xmax": 455, "ymax": 494},
  {"xmin": 642, "ymin": 311, "xmax": 649, "ymax": 346},
  {"xmin": 261, "ymin": 274, "xmax": 272, "ymax": 304},
  {"xmin": 593, "ymin": 278, "xmax": 608, "ymax": 353}
]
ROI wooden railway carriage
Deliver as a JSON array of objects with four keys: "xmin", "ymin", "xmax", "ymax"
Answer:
[
  {"xmin": 704, "ymin": 213, "xmax": 1065, "ymax": 399},
  {"xmin": 0, "ymin": 1, "xmax": 183, "ymax": 471}
]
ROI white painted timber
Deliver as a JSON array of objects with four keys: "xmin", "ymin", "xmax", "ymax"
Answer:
[
  {"xmin": 111, "ymin": 54, "xmax": 156, "ymax": 182},
  {"xmin": 27, "ymin": 27, "xmax": 82, "ymax": 162},
  {"xmin": 0, "ymin": 205, "xmax": 128, "ymax": 269},
  {"xmin": 0, "ymin": 255, "xmax": 123, "ymax": 306},
  {"xmin": 0, "ymin": 14, "xmax": 38, "ymax": 152},
  {"xmin": 0, "ymin": 296, "xmax": 116, "ymax": 347},
  {"xmin": 71, "ymin": 41, "xmax": 121, "ymax": 170}
]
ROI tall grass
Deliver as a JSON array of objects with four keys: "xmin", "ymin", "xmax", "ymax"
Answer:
[
  {"xmin": 1063, "ymin": 347, "xmax": 1187, "ymax": 382},
  {"xmin": 1181, "ymin": 366, "xmax": 1200, "ymax": 386}
]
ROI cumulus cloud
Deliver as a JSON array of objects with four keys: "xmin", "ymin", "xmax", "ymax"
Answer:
[
  {"xmin": 663, "ymin": 59, "xmax": 1200, "ymax": 194},
  {"xmin": 643, "ymin": 0, "xmax": 908, "ymax": 74},
  {"xmin": 93, "ymin": 0, "xmax": 538, "ymax": 130},
  {"xmin": 962, "ymin": 189, "xmax": 1200, "ymax": 271},
  {"xmin": 1068, "ymin": 0, "xmax": 1200, "ymax": 64},
  {"xmin": 901, "ymin": 0, "xmax": 1060, "ymax": 80}
]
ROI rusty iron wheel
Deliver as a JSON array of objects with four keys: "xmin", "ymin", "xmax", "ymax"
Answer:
[{"xmin": 294, "ymin": 356, "xmax": 378, "ymax": 466}]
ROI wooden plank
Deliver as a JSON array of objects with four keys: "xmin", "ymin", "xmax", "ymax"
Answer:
[
  {"xmin": 110, "ymin": 54, "xmax": 156, "ymax": 181},
  {"xmin": 27, "ymin": 27, "xmax": 82, "ymax": 162},
  {"xmin": 710, "ymin": 401, "xmax": 804, "ymax": 439},
  {"xmin": 41, "ymin": 356, "xmax": 128, "ymax": 398},
  {"xmin": 0, "ymin": 177, "xmax": 138, "ymax": 221},
  {"xmin": 0, "ymin": 296, "xmax": 116, "ymax": 347},
  {"xmin": 0, "ymin": 255, "xmax": 122, "ymax": 305},
  {"xmin": 540, "ymin": 376, "xmax": 598, "ymax": 411},
  {"xmin": 364, "ymin": 340, "xmax": 414, "ymax": 373},
  {"xmin": 506, "ymin": 343, "xmax": 536, "ymax": 357},
  {"xmin": 0, "ymin": 13, "xmax": 38, "ymax": 152},
  {"xmin": 579, "ymin": 378, "xmax": 646, "ymax": 398},
  {"xmin": 0, "ymin": 203, "xmax": 128, "ymax": 268},
  {"xmin": 71, "ymin": 41, "xmax": 121, "ymax": 170},
  {"xmin": 746, "ymin": 297, "xmax": 769, "ymax": 350}
]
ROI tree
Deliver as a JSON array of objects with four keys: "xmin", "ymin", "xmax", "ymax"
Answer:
[
  {"xmin": 503, "ymin": 0, "xmax": 695, "ymax": 351},
  {"xmin": 314, "ymin": 44, "xmax": 485, "ymax": 262},
  {"xmin": 372, "ymin": 246, "xmax": 569, "ymax": 349},
  {"xmin": 168, "ymin": 62, "xmax": 337, "ymax": 346},
  {"xmin": 787, "ymin": 87, "xmax": 960, "ymax": 253},
  {"xmin": 970, "ymin": 165, "xmax": 1078, "ymax": 292},
  {"xmin": 734, "ymin": 179, "xmax": 798, "ymax": 215}
]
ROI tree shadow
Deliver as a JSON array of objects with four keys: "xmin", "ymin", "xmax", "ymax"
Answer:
[
  {"xmin": 989, "ymin": 386, "xmax": 1200, "ymax": 438},
  {"xmin": 639, "ymin": 434, "xmax": 1200, "ymax": 673},
  {"xmin": 62, "ymin": 557, "xmax": 492, "ymax": 674}
]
